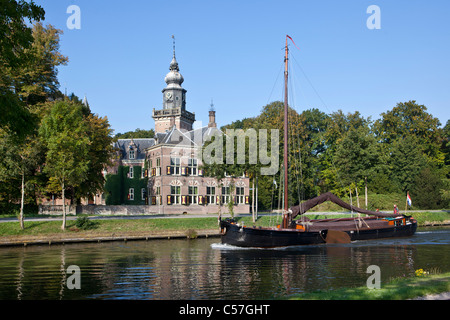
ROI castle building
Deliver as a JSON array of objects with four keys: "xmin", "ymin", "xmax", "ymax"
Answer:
[{"xmin": 104, "ymin": 45, "xmax": 250, "ymax": 214}]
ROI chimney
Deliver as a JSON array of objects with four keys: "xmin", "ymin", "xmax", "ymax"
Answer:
[{"xmin": 208, "ymin": 110, "xmax": 216, "ymax": 128}]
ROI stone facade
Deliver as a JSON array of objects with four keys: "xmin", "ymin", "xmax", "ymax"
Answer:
[{"xmin": 101, "ymin": 45, "xmax": 250, "ymax": 214}]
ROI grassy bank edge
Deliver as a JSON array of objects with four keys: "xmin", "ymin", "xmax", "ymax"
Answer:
[
  {"xmin": 286, "ymin": 272, "xmax": 450, "ymax": 300},
  {"xmin": 0, "ymin": 212, "xmax": 449, "ymax": 237}
]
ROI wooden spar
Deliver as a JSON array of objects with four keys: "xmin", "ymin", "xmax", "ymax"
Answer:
[{"xmin": 282, "ymin": 36, "xmax": 289, "ymax": 228}]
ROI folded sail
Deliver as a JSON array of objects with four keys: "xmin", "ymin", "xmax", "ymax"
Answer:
[{"xmin": 290, "ymin": 192, "xmax": 400, "ymax": 219}]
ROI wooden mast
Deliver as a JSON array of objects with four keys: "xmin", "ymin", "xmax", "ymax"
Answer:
[{"xmin": 282, "ymin": 36, "xmax": 289, "ymax": 228}]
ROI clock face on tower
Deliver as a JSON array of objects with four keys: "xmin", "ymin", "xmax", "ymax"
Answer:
[{"xmin": 166, "ymin": 92, "xmax": 173, "ymax": 100}]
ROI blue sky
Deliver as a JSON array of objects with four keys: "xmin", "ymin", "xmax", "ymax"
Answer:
[{"xmin": 34, "ymin": 0, "xmax": 449, "ymax": 135}]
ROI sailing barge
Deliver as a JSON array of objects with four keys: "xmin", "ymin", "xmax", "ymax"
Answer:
[
  {"xmin": 220, "ymin": 192, "xmax": 417, "ymax": 247},
  {"xmin": 219, "ymin": 36, "xmax": 417, "ymax": 248}
]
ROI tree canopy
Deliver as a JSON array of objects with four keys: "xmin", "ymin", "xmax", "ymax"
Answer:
[{"xmin": 206, "ymin": 100, "xmax": 449, "ymax": 211}]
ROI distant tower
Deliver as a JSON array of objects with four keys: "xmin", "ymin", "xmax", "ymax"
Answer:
[
  {"xmin": 152, "ymin": 36, "xmax": 195, "ymax": 133},
  {"xmin": 208, "ymin": 100, "xmax": 217, "ymax": 128}
]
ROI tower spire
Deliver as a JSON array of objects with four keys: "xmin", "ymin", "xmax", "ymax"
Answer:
[
  {"xmin": 169, "ymin": 35, "xmax": 179, "ymax": 72},
  {"xmin": 172, "ymin": 35, "xmax": 176, "ymax": 58}
]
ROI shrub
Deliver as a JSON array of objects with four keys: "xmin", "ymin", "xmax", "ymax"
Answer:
[{"xmin": 75, "ymin": 216, "xmax": 98, "ymax": 230}]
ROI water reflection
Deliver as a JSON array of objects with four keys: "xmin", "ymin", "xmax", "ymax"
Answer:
[{"xmin": 0, "ymin": 227, "xmax": 448, "ymax": 300}]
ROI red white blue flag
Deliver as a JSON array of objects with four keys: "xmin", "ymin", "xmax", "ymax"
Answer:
[{"xmin": 407, "ymin": 192, "xmax": 412, "ymax": 206}]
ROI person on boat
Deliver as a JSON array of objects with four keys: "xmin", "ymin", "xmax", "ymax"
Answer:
[{"xmin": 393, "ymin": 204, "xmax": 399, "ymax": 214}]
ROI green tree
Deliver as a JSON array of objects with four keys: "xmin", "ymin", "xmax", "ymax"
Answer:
[
  {"xmin": 334, "ymin": 125, "xmax": 379, "ymax": 189},
  {"xmin": 0, "ymin": 129, "xmax": 44, "ymax": 228},
  {"xmin": 115, "ymin": 128, "xmax": 155, "ymax": 139},
  {"xmin": 410, "ymin": 167, "xmax": 448, "ymax": 209},
  {"xmin": 375, "ymin": 100, "xmax": 443, "ymax": 166},
  {"xmin": 75, "ymin": 112, "xmax": 115, "ymax": 203},
  {"xmin": 0, "ymin": 0, "xmax": 45, "ymax": 137},
  {"xmin": 388, "ymin": 136, "xmax": 426, "ymax": 193},
  {"xmin": 13, "ymin": 22, "xmax": 68, "ymax": 105},
  {"xmin": 39, "ymin": 101, "xmax": 90, "ymax": 230},
  {"xmin": 320, "ymin": 110, "xmax": 371, "ymax": 196}
]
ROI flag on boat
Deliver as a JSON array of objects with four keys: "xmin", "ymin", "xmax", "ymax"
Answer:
[
  {"xmin": 407, "ymin": 192, "xmax": 412, "ymax": 206},
  {"xmin": 286, "ymin": 35, "xmax": 301, "ymax": 51}
]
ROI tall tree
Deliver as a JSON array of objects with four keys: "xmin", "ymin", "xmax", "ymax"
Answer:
[
  {"xmin": 387, "ymin": 136, "xmax": 426, "ymax": 193},
  {"xmin": 0, "ymin": 129, "xmax": 44, "ymax": 228},
  {"xmin": 374, "ymin": 100, "xmax": 443, "ymax": 166},
  {"xmin": 39, "ymin": 101, "xmax": 90, "ymax": 230},
  {"xmin": 334, "ymin": 125, "xmax": 379, "ymax": 187},
  {"xmin": 0, "ymin": 0, "xmax": 45, "ymax": 137},
  {"xmin": 13, "ymin": 22, "xmax": 68, "ymax": 105},
  {"xmin": 75, "ymin": 112, "xmax": 115, "ymax": 203},
  {"xmin": 320, "ymin": 110, "xmax": 371, "ymax": 196}
]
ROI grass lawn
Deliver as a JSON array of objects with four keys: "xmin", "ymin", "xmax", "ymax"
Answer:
[
  {"xmin": 287, "ymin": 272, "xmax": 450, "ymax": 300},
  {"xmin": 0, "ymin": 216, "xmax": 221, "ymax": 238}
]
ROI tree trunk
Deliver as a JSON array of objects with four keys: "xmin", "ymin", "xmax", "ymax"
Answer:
[
  {"xmin": 61, "ymin": 179, "xmax": 66, "ymax": 230},
  {"xmin": 19, "ymin": 171, "xmax": 25, "ymax": 230},
  {"xmin": 356, "ymin": 186, "xmax": 360, "ymax": 208}
]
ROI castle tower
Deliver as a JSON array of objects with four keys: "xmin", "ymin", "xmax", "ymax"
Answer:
[
  {"xmin": 152, "ymin": 36, "xmax": 195, "ymax": 133},
  {"xmin": 208, "ymin": 100, "xmax": 217, "ymax": 128}
]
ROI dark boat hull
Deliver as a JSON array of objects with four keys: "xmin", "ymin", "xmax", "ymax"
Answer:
[{"xmin": 220, "ymin": 219, "xmax": 417, "ymax": 248}]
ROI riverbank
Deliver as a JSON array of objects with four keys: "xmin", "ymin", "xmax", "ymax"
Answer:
[
  {"xmin": 0, "ymin": 212, "xmax": 448, "ymax": 247},
  {"xmin": 288, "ymin": 272, "xmax": 450, "ymax": 300},
  {"xmin": 0, "ymin": 216, "xmax": 221, "ymax": 247}
]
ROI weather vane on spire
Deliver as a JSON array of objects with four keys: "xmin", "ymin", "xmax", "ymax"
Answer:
[{"xmin": 172, "ymin": 35, "xmax": 176, "ymax": 57}]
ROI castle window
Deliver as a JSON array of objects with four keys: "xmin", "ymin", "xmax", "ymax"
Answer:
[
  {"xmin": 171, "ymin": 186, "xmax": 181, "ymax": 204},
  {"xmin": 128, "ymin": 188, "xmax": 134, "ymax": 201},
  {"xmin": 236, "ymin": 187, "xmax": 245, "ymax": 204},
  {"xmin": 188, "ymin": 158, "xmax": 198, "ymax": 175},
  {"xmin": 207, "ymin": 186, "xmax": 216, "ymax": 204},
  {"xmin": 156, "ymin": 158, "xmax": 161, "ymax": 176},
  {"xmin": 188, "ymin": 186, "xmax": 198, "ymax": 204},
  {"xmin": 222, "ymin": 186, "xmax": 231, "ymax": 204},
  {"xmin": 170, "ymin": 157, "xmax": 180, "ymax": 175},
  {"xmin": 129, "ymin": 166, "xmax": 134, "ymax": 179},
  {"xmin": 129, "ymin": 150, "xmax": 135, "ymax": 159}
]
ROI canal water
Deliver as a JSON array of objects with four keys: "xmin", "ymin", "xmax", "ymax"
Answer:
[{"xmin": 0, "ymin": 227, "xmax": 448, "ymax": 300}]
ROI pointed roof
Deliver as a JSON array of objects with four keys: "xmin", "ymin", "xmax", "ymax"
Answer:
[
  {"xmin": 82, "ymin": 95, "xmax": 89, "ymax": 107},
  {"xmin": 164, "ymin": 36, "xmax": 184, "ymax": 87}
]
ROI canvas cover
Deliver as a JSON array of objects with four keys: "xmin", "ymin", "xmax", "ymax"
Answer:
[{"xmin": 290, "ymin": 192, "xmax": 400, "ymax": 219}]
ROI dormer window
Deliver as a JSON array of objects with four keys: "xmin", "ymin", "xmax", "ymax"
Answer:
[{"xmin": 129, "ymin": 149, "xmax": 135, "ymax": 159}]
